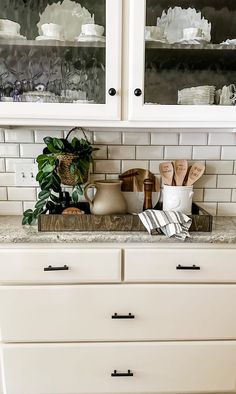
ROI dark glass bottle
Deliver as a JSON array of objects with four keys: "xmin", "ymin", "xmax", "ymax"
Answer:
[{"xmin": 143, "ymin": 179, "xmax": 153, "ymax": 211}]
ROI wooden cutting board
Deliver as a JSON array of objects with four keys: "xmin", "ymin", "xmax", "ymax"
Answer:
[{"xmin": 119, "ymin": 168, "xmax": 159, "ymax": 192}]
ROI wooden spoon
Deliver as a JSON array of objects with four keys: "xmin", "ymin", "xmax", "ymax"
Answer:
[
  {"xmin": 173, "ymin": 160, "xmax": 188, "ymax": 186},
  {"xmin": 186, "ymin": 162, "xmax": 205, "ymax": 186},
  {"xmin": 159, "ymin": 162, "xmax": 174, "ymax": 186}
]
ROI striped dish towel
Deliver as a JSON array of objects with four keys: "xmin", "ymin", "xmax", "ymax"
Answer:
[{"xmin": 138, "ymin": 210, "xmax": 192, "ymax": 240}]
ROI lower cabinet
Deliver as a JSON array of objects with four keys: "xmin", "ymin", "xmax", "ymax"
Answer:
[
  {"xmin": 1, "ymin": 246, "xmax": 236, "ymax": 394},
  {"xmin": 1, "ymin": 284, "xmax": 236, "ymax": 342},
  {"xmin": 2, "ymin": 342, "xmax": 236, "ymax": 394}
]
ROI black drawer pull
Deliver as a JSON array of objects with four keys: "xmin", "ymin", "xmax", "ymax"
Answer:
[
  {"xmin": 112, "ymin": 313, "xmax": 135, "ymax": 319},
  {"xmin": 44, "ymin": 265, "xmax": 69, "ymax": 272},
  {"xmin": 111, "ymin": 370, "xmax": 133, "ymax": 377},
  {"xmin": 176, "ymin": 264, "xmax": 200, "ymax": 270}
]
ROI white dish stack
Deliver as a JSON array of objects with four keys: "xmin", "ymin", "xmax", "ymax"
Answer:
[{"xmin": 178, "ymin": 85, "xmax": 215, "ymax": 105}]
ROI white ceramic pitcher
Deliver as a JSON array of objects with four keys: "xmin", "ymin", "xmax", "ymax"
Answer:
[
  {"xmin": 84, "ymin": 180, "xmax": 127, "ymax": 215},
  {"xmin": 162, "ymin": 185, "xmax": 194, "ymax": 215}
]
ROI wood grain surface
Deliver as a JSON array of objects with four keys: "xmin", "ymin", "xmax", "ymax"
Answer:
[{"xmin": 39, "ymin": 204, "xmax": 212, "ymax": 232}]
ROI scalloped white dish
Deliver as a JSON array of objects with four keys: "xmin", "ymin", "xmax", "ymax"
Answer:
[{"xmin": 37, "ymin": 0, "xmax": 94, "ymax": 42}]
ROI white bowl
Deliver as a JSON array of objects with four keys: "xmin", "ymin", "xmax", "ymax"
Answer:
[
  {"xmin": 41, "ymin": 23, "xmax": 62, "ymax": 39},
  {"xmin": 81, "ymin": 24, "xmax": 104, "ymax": 37},
  {"xmin": 0, "ymin": 19, "xmax": 20, "ymax": 35}
]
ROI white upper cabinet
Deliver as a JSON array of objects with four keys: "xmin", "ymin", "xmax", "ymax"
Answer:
[
  {"xmin": 0, "ymin": 0, "xmax": 122, "ymax": 124},
  {"xmin": 129, "ymin": 0, "xmax": 236, "ymax": 127}
]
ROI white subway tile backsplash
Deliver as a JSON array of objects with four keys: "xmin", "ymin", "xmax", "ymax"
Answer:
[
  {"xmin": 90, "ymin": 173, "xmax": 106, "ymax": 182},
  {"xmin": 193, "ymin": 146, "xmax": 221, "ymax": 160},
  {"xmin": 20, "ymin": 144, "xmax": 44, "ymax": 158},
  {"xmin": 0, "ymin": 173, "xmax": 15, "ymax": 187},
  {"xmin": 208, "ymin": 133, "xmax": 236, "ymax": 146},
  {"xmin": 204, "ymin": 189, "xmax": 231, "ymax": 202},
  {"xmin": 217, "ymin": 175, "xmax": 236, "ymax": 188},
  {"xmin": 0, "ymin": 144, "xmax": 19, "ymax": 158},
  {"xmin": 0, "ymin": 201, "xmax": 23, "ymax": 215},
  {"xmin": 206, "ymin": 161, "xmax": 234, "ymax": 175},
  {"xmin": 5, "ymin": 158, "xmax": 35, "ymax": 172},
  {"xmin": 94, "ymin": 160, "xmax": 120, "ymax": 173},
  {"xmin": 5, "ymin": 129, "xmax": 34, "ymax": 143},
  {"xmin": 35, "ymin": 130, "xmax": 63, "ymax": 143},
  {"xmin": 92, "ymin": 145, "xmax": 107, "ymax": 159},
  {"xmin": 8, "ymin": 187, "xmax": 36, "ymax": 201},
  {"xmin": 0, "ymin": 128, "xmax": 235, "ymax": 216},
  {"xmin": 136, "ymin": 146, "xmax": 163, "ymax": 159},
  {"xmin": 64, "ymin": 129, "xmax": 93, "ymax": 143},
  {"xmin": 194, "ymin": 175, "xmax": 217, "ymax": 188},
  {"xmin": 218, "ymin": 203, "xmax": 236, "ymax": 216},
  {"xmin": 122, "ymin": 160, "xmax": 149, "ymax": 172},
  {"xmin": 106, "ymin": 174, "xmax": 120, "ymax": 180},
  {"xmin": 108, "ymin": 146, "xmax": 135, "ymax": 160},
  {"xmin": 94, "ymin": 131, "xmax": 121, "ymax": 145},
  {"xmin": 232, "ymin": 190, "xmax": 236, "ymax": 202},
  {"xmin": 180, "ymin": 133, "xmax": 207, "ymax": 146},
  {"xmin": 0, "ymin": 129, "xmax": 4, "ymax": 142},
  {"xmin": 221, "ymin": 147, "xmax": 236, "ymax": 160},
  {"xmin": 0, "ymin": 159, "xmax": 5, "ymax": 172},
  {"xmin": 192, "ymin": 189, "xmax": 204, "ymax": 202},
  {"xmin": 197, "ymin": 202, "xmax": 217, "ymax": 216},
  {"xmin": 151, "ymin": 133, "xmax": 178, "ymax": 145},
  {"xmin": 23, "ymin": 202, "xmax": 37, "ymax": 211},
  {"xmin": 150, "ymin": 161, "xmax": 164, "ymax": 174},
  {"xmin": 123, "ymin": 132, "xmax": 150, "ymax": 145},
  {"xmin": 164, "ymin": 146, "xmax": 192, "ymax": 160},
  {"xmin": 0, "ymin": 187, "xmax": 7, "ymax": 200}
]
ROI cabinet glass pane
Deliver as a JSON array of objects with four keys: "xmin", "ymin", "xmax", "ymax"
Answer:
[
  {"xmin": 0, "ymin": 0, "xmax": 106, "ymax": 104},
  {"xmin": 145, "ymin": 1, "xmax": 236, "ymax": 106}
]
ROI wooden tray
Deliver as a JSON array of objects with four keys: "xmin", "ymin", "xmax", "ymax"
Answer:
[{"xmin": 38, "ymin": 203, "xmax": 212, "ymax": 233}]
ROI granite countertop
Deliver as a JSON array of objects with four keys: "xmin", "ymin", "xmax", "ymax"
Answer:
[{"xmin": 0, "ymin": 216, "xmax": 235, "ymax": 244}]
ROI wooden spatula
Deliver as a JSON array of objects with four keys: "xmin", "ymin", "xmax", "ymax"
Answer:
[
  {"xmin": 159, "ymin": 162, "xmax": 174, "ymax": 186},
  {"xmin": 186, "ymin": 162, "xmax": 205, "ymax": 186},
  {"xmin": 173, "ymin": 160, "xmax": 188, "ymax": 186}
]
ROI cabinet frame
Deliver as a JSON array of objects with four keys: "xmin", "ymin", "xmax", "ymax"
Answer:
[
  {"xmin": 0, "ymin": 0, "xmax": 122, "ymax": 125},
  {"xmin": 128, "ymin": 0, "xmax": 236, "ymax": 127}
]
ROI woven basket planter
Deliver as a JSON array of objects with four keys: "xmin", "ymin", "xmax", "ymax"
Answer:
[{"xmin": 57, "ymin": 154, "xmax": 89, "ymax": 186}]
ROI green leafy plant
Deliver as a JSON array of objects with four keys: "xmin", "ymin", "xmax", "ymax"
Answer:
[{"xmin": 22, "ymin": 127, "xmax": 97, "ymax": 225}]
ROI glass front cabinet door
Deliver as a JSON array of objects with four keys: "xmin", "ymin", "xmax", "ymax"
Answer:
[
  {"xmin": 0, "ymin": 0, "xmax": 121, "ymax": 124},
  {"xmin": 129, "ymin": 0, "xmax": 236, "ymax": 126}
]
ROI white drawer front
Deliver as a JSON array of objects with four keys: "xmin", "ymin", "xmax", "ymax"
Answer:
[
  {"xmin": 1, "ymin": 284, "xmax": 236, "ymax": 342},
  {"xmin": 125, "ymin": 249, "xmax": 236, "ymax": 282},
  {"xmin": 2, "ymin": 342, "xmax": 236, "ymax": 394},
  {"xmin": 0, "ymin": 249, "xmax": 121, "ymax": 284}
]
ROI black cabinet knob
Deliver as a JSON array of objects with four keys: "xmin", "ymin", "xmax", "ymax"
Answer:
[
  {"xmin": 108, "ymin": 88, "xmax": 117, "ymax": 96},
  {"xmin": 176, "ymin": 264, "xmax": 200, "ymax": 270},
  {"xmin": 134, "ymin": 88, "xmax": 142, "ymax": 97}
]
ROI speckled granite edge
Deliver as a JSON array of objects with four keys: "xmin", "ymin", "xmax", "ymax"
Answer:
[{"xmin": 0, "ymin": 216, "xmax": 236, "ymax": 244}]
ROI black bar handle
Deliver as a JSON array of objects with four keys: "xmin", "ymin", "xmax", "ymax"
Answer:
[
  {"xmin": 176, "ymin": 264, "xmax": 200, "ymax": 270},
  {"xmin": 44, "ymin": 265, "xmax": 69, "ymax": 272},
  {"xmin": 112, "ymin": 313, "xmax": 135, "ymax": 319},
  {"xmin": 111, "ymin": 370, "xmax": 133, "ymax": 377}
]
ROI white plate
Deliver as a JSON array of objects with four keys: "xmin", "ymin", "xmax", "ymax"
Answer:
[
  {"xmin": 35, "ymin": 35, "xmax": 63, "ymax": 42},
  {"xmin": 75, "ymin": 35, "xmax": 105, "ymax": 43},
  {"xmin": 0, "ymin": 32, "xmax": 26, "ymax": 40}
]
